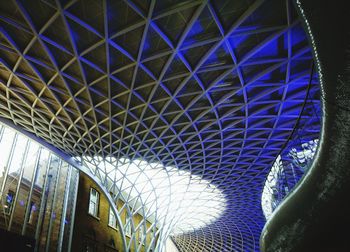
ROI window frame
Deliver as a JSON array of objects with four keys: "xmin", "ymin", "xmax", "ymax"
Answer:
[
  {"xmin": 108, "ymin": 206, "xmax": 117, "ymax": 230},
  {"xmin": 125, "ymin": 215, "xmax": 131, "ymax": 237},
  {"xmin": 88, "ymin": 187, "xmax": 100, "ymax": 218},
  {"xmin": 138, "ymin": 228, "xmax": 145, "ymax": 245}
]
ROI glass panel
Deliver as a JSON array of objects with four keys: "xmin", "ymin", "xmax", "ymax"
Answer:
[
  {"xmin": 28, "ymin": 201, "xmax": 36, "ymax": 224},
  {"xmin": 125, "ymin": 215, "xmax": 131, "ymax": 236},
  {"xmin": 10, "ymin": 142, "xmax": 40, "ymax": 233},
  {"xmin": 37, "ymin": 155, "xmax": 60, "ymax": 251},
  {"xmin": 139, "ymin": 228, "xmax": 144, "ymax": 245},
  {"xmin": 34, "ymin": 149, "xmax": 50, "ymax": 188},
  {"xmin": 25, "ymin": 148, "xmax": 50, "ymax": 238},
  {"xmin": 109, "ymin": 207, "xmax": 117, "ymax": 228},
  {"xmin": 61, "ymin": 167, "xmax": 79, "ymax": 252},
  {"xmin": 4, "ymin": 190, "xmax": 15, "ymax": 215},
  {"xmin": 0, "ymin": 128, "xmax": 16, "ymax": 193},
  {"xmin": 0, "ymin": 134, "xmax": 28, "ymax": 230},
  {"xmin": 89, "ymin": 201, "xmax": 95, "ymax": 215},
  {"xmin": 6, "ymin": 134, "xmax": 27, "ymax": 175},
  {"xmin": 0, "ymin": 124, "xmax": 80, "ymax": 251},
  {"xmin": 49, "ymin": 161, "xmax": 69, "ymax": 250},
  {"xmin": 88, "ymin": 188, "xmax": 99, "ymax": 216},
  {"xmin": 0, "ymin": 127, "xmax": 16, "ymax": 230},
  {"xmin": 22, "ymin": 142, "xmax": 40, "ymax": 181}
]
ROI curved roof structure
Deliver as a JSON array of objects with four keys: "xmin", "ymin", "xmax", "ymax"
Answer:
[{"xmin": 0, "ymin": 0, "xmax": 320, "ymax": 251}]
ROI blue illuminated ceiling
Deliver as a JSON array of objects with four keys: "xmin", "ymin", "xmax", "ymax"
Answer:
[{"xmin": 0, "ymin": 0, "xmax": 320, "ymax": 251}]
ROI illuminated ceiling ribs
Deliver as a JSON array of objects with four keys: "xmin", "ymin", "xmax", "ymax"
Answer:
[{"xmin": 0, "ymin": 0, "xmax": 320, "ymax": 251}]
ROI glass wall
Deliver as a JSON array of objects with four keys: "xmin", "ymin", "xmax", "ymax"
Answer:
[
  {"xmin": 0, "ymin": 123, "xmax": 79, "ymax": 251},
  {"xmin": 262, "ymin": 70, "xmax": 321, "ymax": 219}
]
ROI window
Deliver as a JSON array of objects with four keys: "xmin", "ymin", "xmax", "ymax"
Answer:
[
  {"xmin": 150, "ymin": 230, "xmax": 154, "ymax": 239},
  {"xmin": 4, "ymin": 190, "xmax": 15, "ymax": 214},
  {"xmin": 138, "ymin": 228, "xmax": 145, "ymax": 245},
  {"xmin": 88, "ymin": 188, "xmax": 99, "ymax": 217},
  {"xmin": 125, "ymin": 215, "xmax": 131, "ymax": 236},
  {"xmin": 150, "ymin": 229, "xmax": 157, "ymax": 245},
  {"xmin": 108, "ymin": 207, "xmax": 117, "ymax": 229}
]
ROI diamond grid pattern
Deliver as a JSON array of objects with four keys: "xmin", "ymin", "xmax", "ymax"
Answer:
[{"xmin": 0, "ymin": 0, "xmax": 320, "ymax": 251}]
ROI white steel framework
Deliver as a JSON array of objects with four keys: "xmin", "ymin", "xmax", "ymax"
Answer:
[{"xmin": 0, "ymin": 0, "xmax": 320, "ymax": 251}]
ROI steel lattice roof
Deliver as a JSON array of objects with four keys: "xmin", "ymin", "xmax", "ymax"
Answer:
[{"xmin": 0, "ymin": 0, "xmax": 320, "ymax": 251}]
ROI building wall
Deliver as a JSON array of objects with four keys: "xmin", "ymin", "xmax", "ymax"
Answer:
[
  {"xmin": 72, "ymin": 173, "xmax": 122, "ymax": 252},
  {"xmin": 72, "ymin": 172, "xmax": 158, "ymax": 252},
  {"xmin": 0, "ymin": 174, "xmax": 41, "ymax": 235},
  {"xmin": 116, "ymin": 198, "xmax": 156, "ymax": 252},
  {"xmin": 0, "ymin": 123, "xmax": 80, "ymax": 251},
  {"xmin": 0, "ymin": 124, "xmax": 159, "ymax": 252}
]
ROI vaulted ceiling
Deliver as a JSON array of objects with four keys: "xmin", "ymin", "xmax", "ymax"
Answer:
[{"xmin": 0, "ymin": 0, "xmax": 319, "ymax": 251}]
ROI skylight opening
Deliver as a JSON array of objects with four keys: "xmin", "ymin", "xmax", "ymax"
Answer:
[{"xmin": 79, "ymin": 155, "xmax": 227, "ymax": 235}]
